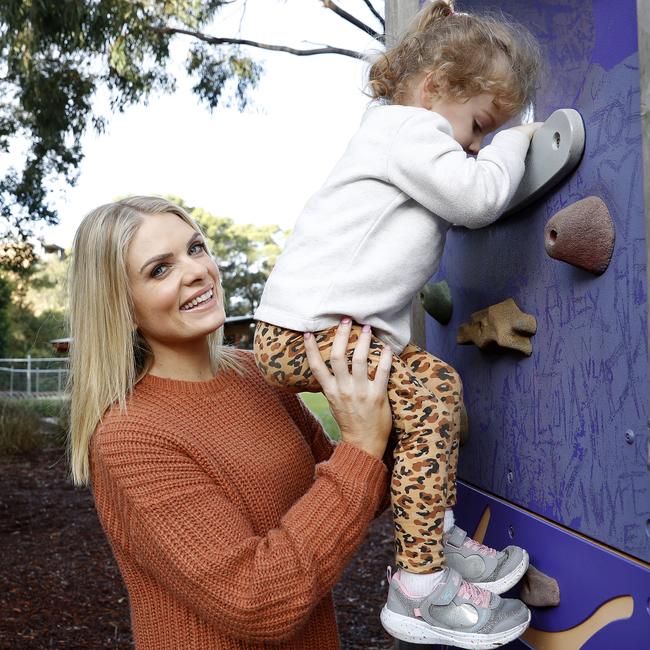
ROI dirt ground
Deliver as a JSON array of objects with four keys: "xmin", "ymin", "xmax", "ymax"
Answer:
[{"xmin": 0, "ymin": 443, "xmax": 396, "ymax": 649}]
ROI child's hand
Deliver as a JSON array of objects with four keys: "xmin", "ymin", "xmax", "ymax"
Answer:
[
  {"xmin": 511, "ymin": 122, "xmax": 543, "ymax": 140},
  {"xmin": 303, "ymin": 319, "xmax": 393, "ymax": 459}
]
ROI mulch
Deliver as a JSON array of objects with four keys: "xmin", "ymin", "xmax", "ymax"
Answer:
[{"xmin": 0, "ymin": 443, "xmax": 396, "ymax": 649}]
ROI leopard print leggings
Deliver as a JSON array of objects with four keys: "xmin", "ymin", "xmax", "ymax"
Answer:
[{"xmin": 254, "ymin": 321, "xmax": 462, "ymax": 572}]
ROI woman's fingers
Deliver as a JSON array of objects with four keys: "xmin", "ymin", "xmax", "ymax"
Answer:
[
  {"xmin": 373, "ymin": 342, "xmax": 393, "ymax": 392},
  {"xmin": 303, "ymin": 331, "xmax": 334, "ymax": 392},
  {"xmin": 329, "ymin": 317, "xmax": 353, "ymax": 378},
  {"xmin": 351, "ymin": 324, "xmax": 371, "ymax": 382}
]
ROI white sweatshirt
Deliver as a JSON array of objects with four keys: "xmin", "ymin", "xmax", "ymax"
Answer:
[{"xmin": 254, "ymin": 104, "xmax": 530, "ymax": 353}]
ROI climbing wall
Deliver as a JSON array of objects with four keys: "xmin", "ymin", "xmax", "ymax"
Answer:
[{"xmin": 426, "ymin": 0, "xmax": 648, "ymax": 563}]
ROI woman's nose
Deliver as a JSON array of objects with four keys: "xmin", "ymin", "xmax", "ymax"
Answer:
[{"xmin": 183, "ymin": 255, "xmax": 210, "ymax": 283}]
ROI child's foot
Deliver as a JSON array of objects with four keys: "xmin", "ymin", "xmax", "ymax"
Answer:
[
  {"xmin": 380, "ymin": 566, "xmax": 530, "ymax": 649},
  {"xmin": 443, "ymin": 525, "xmax": 529, "ymax": 594}
]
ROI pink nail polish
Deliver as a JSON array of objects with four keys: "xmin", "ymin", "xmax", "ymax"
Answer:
[
  {"xmin": 362, "ymin": 324, "xmax": 371, "ymax": 333},
  {"xmin": 341, "ymin": 317, "xmax": 352, "ymax": 324},
  {"xmin": 304, "ymin": 332, "xmax": 312, "ymax": 339}
]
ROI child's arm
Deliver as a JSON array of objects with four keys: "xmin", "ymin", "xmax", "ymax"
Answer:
[{"xmin": 387, "ymin": 112, "xmax": 539, "ymax": 228}]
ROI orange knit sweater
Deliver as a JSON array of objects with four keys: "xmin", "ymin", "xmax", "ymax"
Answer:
[{"xmin": 89, "ymin": 351, "xmax": 388, "ymax": 649}]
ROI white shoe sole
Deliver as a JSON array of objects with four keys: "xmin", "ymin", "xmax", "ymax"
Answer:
[
  {"xmin": 476, "ymin": 550, "xmax": 529, "ymax": 595},
  {"xmin": 380, "ymin": 606, "xmax": 531, "ymax": 649}
]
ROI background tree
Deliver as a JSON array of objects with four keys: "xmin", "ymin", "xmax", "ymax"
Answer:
[{"xmin": 0, "ymin": 0, "xmax": 385, "ymax": 252}]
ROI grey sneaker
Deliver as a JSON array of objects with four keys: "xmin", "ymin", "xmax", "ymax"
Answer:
[
  {"xmin": 443, "ymin": 526, "xmax": 529, "ymax": 594},
  {"xmin": 380, "ymin": 566, "xmax": 531, "ymax": 648}
]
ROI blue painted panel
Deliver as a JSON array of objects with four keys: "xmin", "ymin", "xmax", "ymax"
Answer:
[
  {"xmin": 425, "ymin": 0, "xmax": 650, "ymax": 561},
  {"xmin": 454, "ymin": 481, "xmax": 650, "ymax": 649}
]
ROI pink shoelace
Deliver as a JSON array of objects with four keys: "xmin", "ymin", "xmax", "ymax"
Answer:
[
  {"xmin": 458, "ymin": 579, "xmax": 491, "ymax": 608},
  {"xmin": 462, "ymin": 536, "xmax": 497, "ymax": 558}
]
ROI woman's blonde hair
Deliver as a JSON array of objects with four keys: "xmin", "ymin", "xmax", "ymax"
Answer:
[
  {"xmin": 368, "ymin": 0, "xmax": 541, "ymax": 115},
  {"xmin": 67, "ymin": 196, "xmax": 241, "ymax": 486}
]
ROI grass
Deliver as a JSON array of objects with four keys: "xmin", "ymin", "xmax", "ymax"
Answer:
[
  {"xmin": 0, "ymin": 396, "xmax": 69, "ymax": 455},
  {"xmin": 0, "ymin": 399, "xmax": 43, "ymax": 454},
  {"xmin": 299, "ymin": 392, "xmax": 341, "ymax": 441}
]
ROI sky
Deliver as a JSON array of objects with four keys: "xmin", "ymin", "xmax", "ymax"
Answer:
[{"xmin": 40, "ymin": 0, "xmax": 383, "ymax": 248}]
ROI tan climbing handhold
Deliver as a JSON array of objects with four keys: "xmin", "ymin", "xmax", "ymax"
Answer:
[
  {"xmin": 457, "ymin": 298, "xmax": 537, "ymax": 356},
  {"xmin": 544, "ymin": 196, "xmax": 615, "ymax": 275},
  {"xmin": 519, "ymin": 564, "xmax": 560, "ymax": 607}
]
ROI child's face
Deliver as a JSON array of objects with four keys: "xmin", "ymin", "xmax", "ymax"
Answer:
[{"xmin": 428, "ymin": 92, "xmax": 511, "ymax": 155}]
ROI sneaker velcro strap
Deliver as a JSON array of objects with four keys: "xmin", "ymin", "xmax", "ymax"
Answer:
[
  {"xmin": 425, "ymin": 567, "xmax": 462, "ymax": 606},
  {"xmin": 446, "ymin": 525, "xmax": 467, "ymax": 548}
]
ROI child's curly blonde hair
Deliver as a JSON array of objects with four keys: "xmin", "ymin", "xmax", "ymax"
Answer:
[{"xmin": 368, "ymin": 0, "xmax": 541, "ymax": 116}]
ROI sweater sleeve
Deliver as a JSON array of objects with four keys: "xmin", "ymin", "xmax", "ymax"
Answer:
[
  {"xmin": 91, "ymin": 429, "xmax": 387, "ymax": 643},
  {"xmin": 277, "ymin": 391, "xmax": 335, "ymax": 464},
  {"xmin": 387, "ymin": 111, "xmax": 530, "ymax": 228}
]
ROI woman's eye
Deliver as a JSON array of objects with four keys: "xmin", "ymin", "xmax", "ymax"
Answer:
[
  {"xmin": 151, "ymin": 264, "xmax": 168, "ymax": 278},
  {"xmin": 473, "ymin": 121, "xmax": 482, "ymax": 134},
  {"xmin": 189, "ymin": 241, "xmax": 206, "ymax": 255}
]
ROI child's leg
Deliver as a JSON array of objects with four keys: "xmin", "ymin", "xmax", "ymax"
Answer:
[
  {"xmin": 253, "ymin": 321, "xmax": 384, "ymax": 392},
  {"xmin": 398, "ymin": 345, "xmax": 530, "ymax": 596},
  {"xmin": 399, "ymin": 345, "xmax": 462, "ymax": 511},
  {"xmin": 255, "ymin": 321, "xmax": 451, "ymax": 573}
]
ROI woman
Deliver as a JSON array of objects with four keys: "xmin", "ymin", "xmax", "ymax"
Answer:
[{"xmin": 67, "ymin": 196, "xmax": 393, "ymax": 649}]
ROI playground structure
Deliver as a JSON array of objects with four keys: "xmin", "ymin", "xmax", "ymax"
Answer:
[{"xmin": 387, "ymin": 1, "xmax": 650, "ymax": 647}]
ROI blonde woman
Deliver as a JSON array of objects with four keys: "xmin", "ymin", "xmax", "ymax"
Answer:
[{"xmin": 67, "ymin": 196, "xmax": 394, "ymax": 650}]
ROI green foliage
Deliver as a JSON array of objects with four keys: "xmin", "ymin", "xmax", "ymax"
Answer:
[
  {"xmin": 168, "ymin": 196, "xmax": 286, "ymax": 316},
  {"xmin": 299, "ymin": 392, "xmax": 341, "ymax": 441},
  {"xmin": 0, "ymin": 0, "xmax": 261, "ymax": 241},
  {"xmin": 0, "ymin": 398, "xmax": 43, "ymax": 455},
  {"xmin": 1, "ymin": 250, "xmax": 68, "ymax": 357},
  {"xmin": 0, "ymin": 276, "xmax": 11, "ymax": 357}
]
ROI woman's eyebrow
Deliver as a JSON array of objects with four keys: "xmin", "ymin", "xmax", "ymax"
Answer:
[
  {"xmin": 139, "ymin": 233, "xmax": 201, "ymax": 273},
  {"xmin": 140, "ymin": 251, "xmax": 172, "ymax": 274}
]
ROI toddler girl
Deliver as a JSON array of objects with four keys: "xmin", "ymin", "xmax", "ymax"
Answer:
[{"xmin": 254, "ymin": 2, "xmax": 541, "ymax": 646}]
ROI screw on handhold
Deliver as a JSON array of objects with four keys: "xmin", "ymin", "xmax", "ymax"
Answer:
[
  {"xmin": 507, "ymin": 470, "xmax": 514, "ymax": 484},
  {"xmin": 544, "ymin": 196, "xmax": 615, "ymax": 275},
  {"xmin": 420, "ymin": 279, "xmax": 453, "ymax": 325},
  {"xmin": 625, "ymin": 429, "xmax": 635, "ymax": 445},
  {"xmin": 508, "ymin": 525, "xmax": 515, "ymax": 539}
]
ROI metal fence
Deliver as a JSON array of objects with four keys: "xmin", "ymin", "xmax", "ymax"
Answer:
[{"xmin": 0, "ymin": 356, "xmax": 69, "ymax": 396}]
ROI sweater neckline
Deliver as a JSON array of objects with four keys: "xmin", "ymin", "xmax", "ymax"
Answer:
[{"xmin": 137, "ymin": 369, "xmax": 231, "ymax": 396}]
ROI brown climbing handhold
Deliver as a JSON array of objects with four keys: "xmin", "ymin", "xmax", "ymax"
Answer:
[
  {"xmin": 459, "ymin": 403, "xmax": 469, "ymax": 446},
  {"xmin": 544, "ymin": 196, "xmax": 615, "ymax": 275},
  {"xmin": 519, "ymin": 564, "xmax": 560, "ymax": 607},
  {"xmin": 457, "ymin": 298, "xmax": 537, "ymax": 356}
]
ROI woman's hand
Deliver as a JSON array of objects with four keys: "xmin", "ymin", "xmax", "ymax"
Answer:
[{"xmin": 303, "ymin": 319, "xmax": 393, "ymax": 459}]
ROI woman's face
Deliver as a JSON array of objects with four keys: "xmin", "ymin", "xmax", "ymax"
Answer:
[{"xmin": 127, "ymin": 212, "xmax": 225, "ymax": 350}]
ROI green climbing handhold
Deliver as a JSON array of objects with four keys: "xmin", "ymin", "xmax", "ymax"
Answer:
[{"xmin": 420, "ymin": 280, "xmax": 453, "ymax": 325}]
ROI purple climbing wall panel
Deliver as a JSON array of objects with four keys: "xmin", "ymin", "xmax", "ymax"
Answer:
[{"xmin": 424, "ymin": 0, "xmax": 650, "ymax": 562}]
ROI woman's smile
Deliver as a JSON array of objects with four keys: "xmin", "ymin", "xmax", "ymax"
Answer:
[{"xmin": 180, "ymin": 285, "xmax": 216, "ymax": 311}]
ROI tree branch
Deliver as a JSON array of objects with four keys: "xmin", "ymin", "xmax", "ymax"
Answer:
[
  {"xmin": 360, "ymin": 0, "xmax": 385, "ymax": 29},
  {"xmin": 321, "ymin": 1, "xmax": 381, "ymax": 40},
  {"xmin": 156, "ymin": 26, "xmax": 363, "ymax": 59}
]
